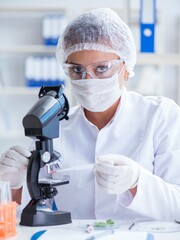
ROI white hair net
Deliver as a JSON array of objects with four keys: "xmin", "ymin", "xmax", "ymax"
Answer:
[{"xmin": 56, "ymin": 8, "xmax": 137, "ymax": 78}]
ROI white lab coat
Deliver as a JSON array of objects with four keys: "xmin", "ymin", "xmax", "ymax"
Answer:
[{"xmin": 22, "ymin": 89, "xmax": 180, "ymax": 221}]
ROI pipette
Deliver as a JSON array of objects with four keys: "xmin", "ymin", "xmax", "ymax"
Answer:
[
  {"xmin": 46, "ymin": 162, "xmax": 94, "ymax": 174},
  {"xmin": 58, "ymin": 163, "xmax": 94, "ymax": 173}
]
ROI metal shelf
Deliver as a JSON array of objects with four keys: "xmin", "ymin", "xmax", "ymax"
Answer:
[
  {"xmin": 0, "ymin": 45, "xmax": 56, "ymax": 54},
  {"xmin": 137, "ymin": 53, "xmax": 180, "ymax": 66},
  {"xmin": 0, "ymin": 132, "xmax": 24, "ymax": 139},
  {"xmin": 0, "ymin": 6, "xmax": 65, "ymax": 12},
  {"xmin": 0, "ymin": 87, "xmax": 39, "ymax": 95},
  {"xmin": 0, "ymin": 45, "xmax": 180, "ymax": 66},
  {"xmin": 0, "ymin": 86, "xmax": 70, "ymax": 96}
]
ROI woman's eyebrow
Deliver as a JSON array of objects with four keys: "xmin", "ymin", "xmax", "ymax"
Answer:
[{"xmin": 67, "ymin": 62, "xmax": 83, "ymax": 65}]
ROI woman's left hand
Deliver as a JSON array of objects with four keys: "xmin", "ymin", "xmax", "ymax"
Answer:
[{"xmin": 94, "ymin": 154, "xmax": 140, "ymax": 195}]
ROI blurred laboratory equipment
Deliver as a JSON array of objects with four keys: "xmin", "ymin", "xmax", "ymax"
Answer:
[
  {"xmin": 140, "ymin": 0, "xmax": 156, "ymax": 52},
  {"xmin": 42, "ymin": 13, "xmax": 68, "ymax": 46},
  {"xmin": 25, "ymin": 56, "xmax": 66, "ymax": 87},
  {"xmin": 0, "ymin": 181, "xmax": 17, "ymax": 238}
]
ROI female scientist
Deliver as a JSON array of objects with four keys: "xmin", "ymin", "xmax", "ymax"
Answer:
[{"xmin": 0, "ymin": 8, "xmax": 180, "ymax": 221}]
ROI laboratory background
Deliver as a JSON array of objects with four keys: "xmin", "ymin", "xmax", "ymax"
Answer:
[{"xmin": 0, "ymin": 0, "xmax": 180, "ymax": 153}]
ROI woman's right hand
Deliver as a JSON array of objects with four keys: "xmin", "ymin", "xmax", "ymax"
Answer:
[{"xmin": 0, "ymin": 146, "xmax": 31, "ymax": 189}]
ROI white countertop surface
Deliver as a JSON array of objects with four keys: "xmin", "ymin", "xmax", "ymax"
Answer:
[{"xmin": 7, "ymin": 219, "xmax": 180, "ymax": 240}]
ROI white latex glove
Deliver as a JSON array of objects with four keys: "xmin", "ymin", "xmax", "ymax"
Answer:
[
  {"xmin": 94, "ymin": 154, "xmax": 140, "ymax": 194},
  {"xmin": 0, "ymin": 146, "xmax": 31, "ymax": 189}
]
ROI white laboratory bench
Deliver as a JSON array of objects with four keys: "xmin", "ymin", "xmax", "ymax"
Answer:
[{"xmin": 7, "ymin": 219, "xmax": 180, "ymax": 240}]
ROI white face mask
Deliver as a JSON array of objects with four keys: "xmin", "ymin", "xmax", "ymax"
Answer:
[{"xmin": 70, "ymin": 72, "xmax": 123, "ymax": 112}]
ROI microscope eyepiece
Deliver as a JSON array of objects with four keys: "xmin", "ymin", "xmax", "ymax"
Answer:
[{"xmin": 23, "ymin": 85, "xmax": 69, "ymax": 139}]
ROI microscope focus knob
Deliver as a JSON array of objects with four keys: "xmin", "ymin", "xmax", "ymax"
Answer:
[{"xmin": 41, "ymin": 151, "xmax": 51, "ymax": 163}]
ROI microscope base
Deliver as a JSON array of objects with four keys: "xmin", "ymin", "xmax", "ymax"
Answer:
[{"xmin": 20, "ymin": 209, "xmax": 72, "ymax": 226}]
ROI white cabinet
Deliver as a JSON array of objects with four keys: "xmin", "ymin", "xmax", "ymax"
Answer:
[
  {"xmin": 0, "ymin": 89, "xmax": 38, "ymax": 152},
  {"xmin": 0, "ymin": 5, "xmax": 70, "ymax": 153},
  {"xmin": 0, "ymin": 1, "xmax": 180, "ymax": 153}
]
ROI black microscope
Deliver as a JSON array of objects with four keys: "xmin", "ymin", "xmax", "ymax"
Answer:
[{"xmin": 20, "ymin": 85, "xmax": 72, "ymax": 226}]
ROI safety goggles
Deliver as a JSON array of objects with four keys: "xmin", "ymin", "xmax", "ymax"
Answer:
[{"xmin": 63, "ymin": 58, "xmax": 125, "ymax": 80}]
